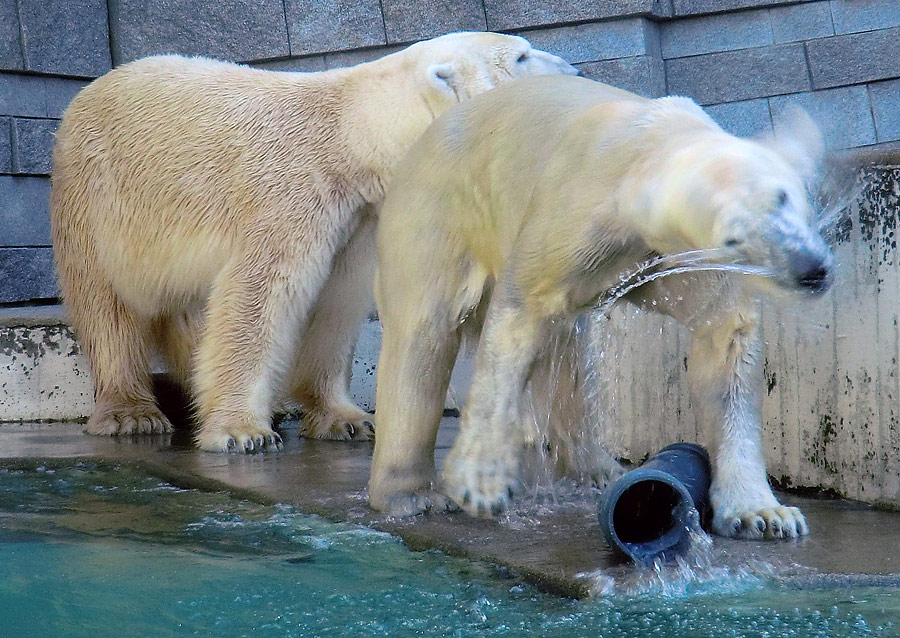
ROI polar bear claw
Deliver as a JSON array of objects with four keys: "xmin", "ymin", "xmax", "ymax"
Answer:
[{"xmin": 715, "ymin": 505, "xmax": 808, "ymax": 539}]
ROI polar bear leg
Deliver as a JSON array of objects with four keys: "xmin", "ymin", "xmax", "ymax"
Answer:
[
  {"xmin": 630, "ymin": 276, "xmax": 807, "ymax": 539},
  {"xmin": 441, "ymin": 293, "xmax": 547, "ymax": 517},
  {"xmin": 368, "ymin": 313, "xmax": 461, "ymax": 515},
  {"xmin": 55, "ymin": 229, "xmax": 172, "ymax": 436},
  {"xmin": 289, "ymin": 215, "xmax": 376, "ymax": 442},
  {"xmin": 84, "ymin": 291, "xmax": 173, "ymax": 436},
  {"xmin": 154, "ymin": 308, "xmax": 205, "ymax": 391},
  {"xmin": 687, "ymin": 305, "xmax": 807, "ymax": 539},
  {"xmin": 192, "ymin": 250, "xmax": 330, "ymax": 453}
]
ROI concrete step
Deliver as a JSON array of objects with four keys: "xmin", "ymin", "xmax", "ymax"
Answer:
[{"xmin": 0, "ymin": 305, "xmax": 473, "ymax": 422}]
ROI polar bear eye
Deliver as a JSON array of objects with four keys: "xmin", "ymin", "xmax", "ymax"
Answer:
[
  {"xmin": 724, "ymin": 238, "xmax": 743, "ymax": 248},
  {"xmin": 517, "ymin": 52, "xmax": 530, "ymax": 63}
]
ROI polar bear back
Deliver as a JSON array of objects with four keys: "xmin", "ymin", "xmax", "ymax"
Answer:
[{"xmin": 378, "ymin": 75, "xmax": 646, "ymax": 274}]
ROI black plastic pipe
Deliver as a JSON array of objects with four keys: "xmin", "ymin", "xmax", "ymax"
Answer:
[{"xmin": 598, "ymin": 443, "xmax": 711, "ymax": 564}]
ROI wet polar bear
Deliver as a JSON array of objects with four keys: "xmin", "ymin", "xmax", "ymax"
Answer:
[
  {"xmin": 50, "ymin": 33, "xmax": 577, "ymax": 452},
  {"xmin": 369, "ymin": 75, "xmax": 832, "ymax": 539}
]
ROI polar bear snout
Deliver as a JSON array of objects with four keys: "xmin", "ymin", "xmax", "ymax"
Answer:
[
  {"xmin": 782, "ymin": 230, "xmax": 833, "ymax": 294},
  {"xmin": 754, "ymin": 214, "xmax": 834, "ymax": 295},
  {"xmin": 520, "ymin": 48, "xmax": 579, "ymax": 78}
]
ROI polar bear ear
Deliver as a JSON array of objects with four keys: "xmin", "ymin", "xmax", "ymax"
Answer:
[
  {"xmin": 427, "ymin": 62, "xmax": 458, "ymax": 98},
  {"xmin": 766, "ymin": 106, "xmax": 825, "ymax": 186}
]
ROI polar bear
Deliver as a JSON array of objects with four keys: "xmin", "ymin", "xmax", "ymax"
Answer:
[
  {"xmin": 50, "ymin": 33, "xmax": 577, "ymax": 452},
  {"xmin": 369, "ymin": 75, "xmax": 832, "ymax": 540}
]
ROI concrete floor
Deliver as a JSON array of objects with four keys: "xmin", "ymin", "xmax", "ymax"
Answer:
[{"xmin": 2, "ymin": 418, "xmax": 900, "ymax": 598}]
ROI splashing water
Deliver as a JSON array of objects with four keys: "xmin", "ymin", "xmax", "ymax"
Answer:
[
  {"xmin": 594, "ymin": 248, "xmax": 778, "ymax": 315},
  {"xmin": 814, "ymin": 160, "xmax": 868, "ymax": 244},
  {"xmin": 577, "ymin": 507, "xmax": 775, "ymax": 599},
  {"xmin": 510, "ymin": 247, "xmax": 776, "ymax": 502},
  {"xmin": 514, "ymin": 172, "xmax": 861, "ymax": 492}
]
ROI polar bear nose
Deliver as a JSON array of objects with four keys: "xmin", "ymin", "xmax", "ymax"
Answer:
[
  {"xmin": 797, "ymin": 263, "xmax": 831, "ymax": 293},
  {"xmin": 790, "ymin": 249, "xmax": 832, "ymax": 294}
]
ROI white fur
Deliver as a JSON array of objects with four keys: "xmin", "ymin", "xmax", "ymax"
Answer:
[
  {"xmin": 50, "ymin": 33, "xmax": 578, "ymax": 452},
  {"xmin": 369, "ymin": 75, "xmax": 828, "ymax": 540}
]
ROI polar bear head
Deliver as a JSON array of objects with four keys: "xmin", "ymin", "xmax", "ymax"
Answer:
[
  {"xmin": 636, "ymin": 102, "xmax": 833, "ymax": 295},
  {"xmin": 407, "ymin": 32, "xmax": 579, "ymax": 110}
]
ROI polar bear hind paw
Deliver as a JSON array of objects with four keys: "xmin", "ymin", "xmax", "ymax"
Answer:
[
  {"xmin": 300, "ymin": 407, "xmax": 375, "ymax": 441},
  {"xmin": 381, "ymin": 490, "xmax": 459, "ymax": 517},
  {"xmin": 713, "ymin": 505, "xmax": 808, "ymax": 539},
  {"xmin": 85, "ymin": 402, "xmax": 173, "ymax": 436}
]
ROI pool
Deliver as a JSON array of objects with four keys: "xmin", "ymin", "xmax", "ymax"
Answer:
[{"xmin": 0, "ymin": 463, "xmax": 897, "ymax": 637}]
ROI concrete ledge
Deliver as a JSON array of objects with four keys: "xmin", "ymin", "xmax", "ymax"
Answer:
[
  {"xmin": 0, "ymin": 304, "xmax": 69, "ymax": 328},
  {"xmin": 0, "ymin": 307, "xmax": 471, "ymax": 421}
]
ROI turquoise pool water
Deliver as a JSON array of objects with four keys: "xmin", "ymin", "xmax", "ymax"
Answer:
[{"xmin": 0, "ymin": 463, "xmax": 897, "ymax": 637}]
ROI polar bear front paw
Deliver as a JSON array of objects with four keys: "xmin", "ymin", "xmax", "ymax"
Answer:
[
  {"xmin": 300, "ymin": 407, "xmax": 375, "ymax": 441},
  {"xmin": 442, "ymin": 454, "xmax": 521, "ymax": 518},
  {"xmin": 195, "ymin": 417, "xmax": 283, "ymax": 453},
  {"xmin": 713, "ymin": 505, "xmax": 809, "ymax": 539}
]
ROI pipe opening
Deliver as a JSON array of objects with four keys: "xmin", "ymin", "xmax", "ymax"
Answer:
[{"xmin": 612, "ymin": 480, "xmax": 682, "ymax": 544}]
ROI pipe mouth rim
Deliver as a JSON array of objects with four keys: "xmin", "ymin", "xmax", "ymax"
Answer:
[{"xmin": 599, "ymin": 469, "xmax": 697, "ymax": 563}]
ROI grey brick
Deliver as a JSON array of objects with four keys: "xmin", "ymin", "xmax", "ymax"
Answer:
[
  {"xmin": 285, "ymin": 0, "xmax": 384, "ymax": 57},
  {"xmin": 524, "ymin": 19, "xmax": 659, "ymax": 65},
  {"xmin": 0, "ymin": 73, "xmax": 87, "ymax": 118},
  {"xmin": 255, "ymin": 56, "xmax": 327, "ymax": 73},
  {"xmin": 18, "ymin": 0, "xmax": 111, "ymax": 77},
  {"xmin": 108, "ymin": 0, "xmax": 289, "ymax": 64},
  {"xmin": 382, "ymin": 0, "xmax": 487, "ymax": 44},
  {"xmin": 706, "ymin": 98, "xmax": 773, "ymax": 137},
  {"xmin": 324, "ymin": 46, "xmax": 405, "ymax": 71},
  {"xmin": 484, "ymin": 0, "xmax": 669, "ymax": 31},
  {"xmin": 0, "ymin": 175, "xmax": 51, "ymax": 246},
  {"xmin": 11, "ymin": 118, "xmax": 58, "ymax": 175},
  {"xmin": 0, "ymin": 247, "xmax": 58, "ymax": 303},
  {"xmin": 0, "ymin": 117, "xmax": 10, "ymax": 174},
  {"xmin": 869, "ymin": 78, "xmax": 900, "ymax": 143},
  {"xmin": 40, "ymin": 76, "xmax": 88, "ymax": 118},
  {"xmin": 769, "ymin": 86, "xmax": 876, "ymax": 150},
  {"xmin": 769, "ymin": 2, "xmax": 834, "ymax": 43},
  {"xmin": 831, "ymin": 0, "xmax": 900, "ymax": 35},
  {"xmin": 0, "ymin": 75, "xmax": 44, "ymax": 117},
  {"xmin": 665, "ymin": 43, "xmax": 810, "ymax": 105},
  {"xmin": 807, "ymin": 27, "xmax": 900, "ymax": 90},
  {"xmin": 671, "ymin": 0, "xmax": 797, "ymax": 16},
  {"xmin": 661, "ymin": 9, "xmax": 772, "ymax": 59},
  {"xmin": 0, "ymin": 0, "xmax": 23, "ymax": 71},
  {"xmin": 578, "ymin": 55, "xmax": 665, "ymax": 97}
]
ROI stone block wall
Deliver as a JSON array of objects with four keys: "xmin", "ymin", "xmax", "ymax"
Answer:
[{"xmin": 2, "ymin": 0, "xmax": 899, "ymax": 303}]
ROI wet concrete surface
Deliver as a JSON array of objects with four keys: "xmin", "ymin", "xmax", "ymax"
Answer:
[{"xmin": 2, "ymin": 418, "xmax": 900, "ymax": 598}]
